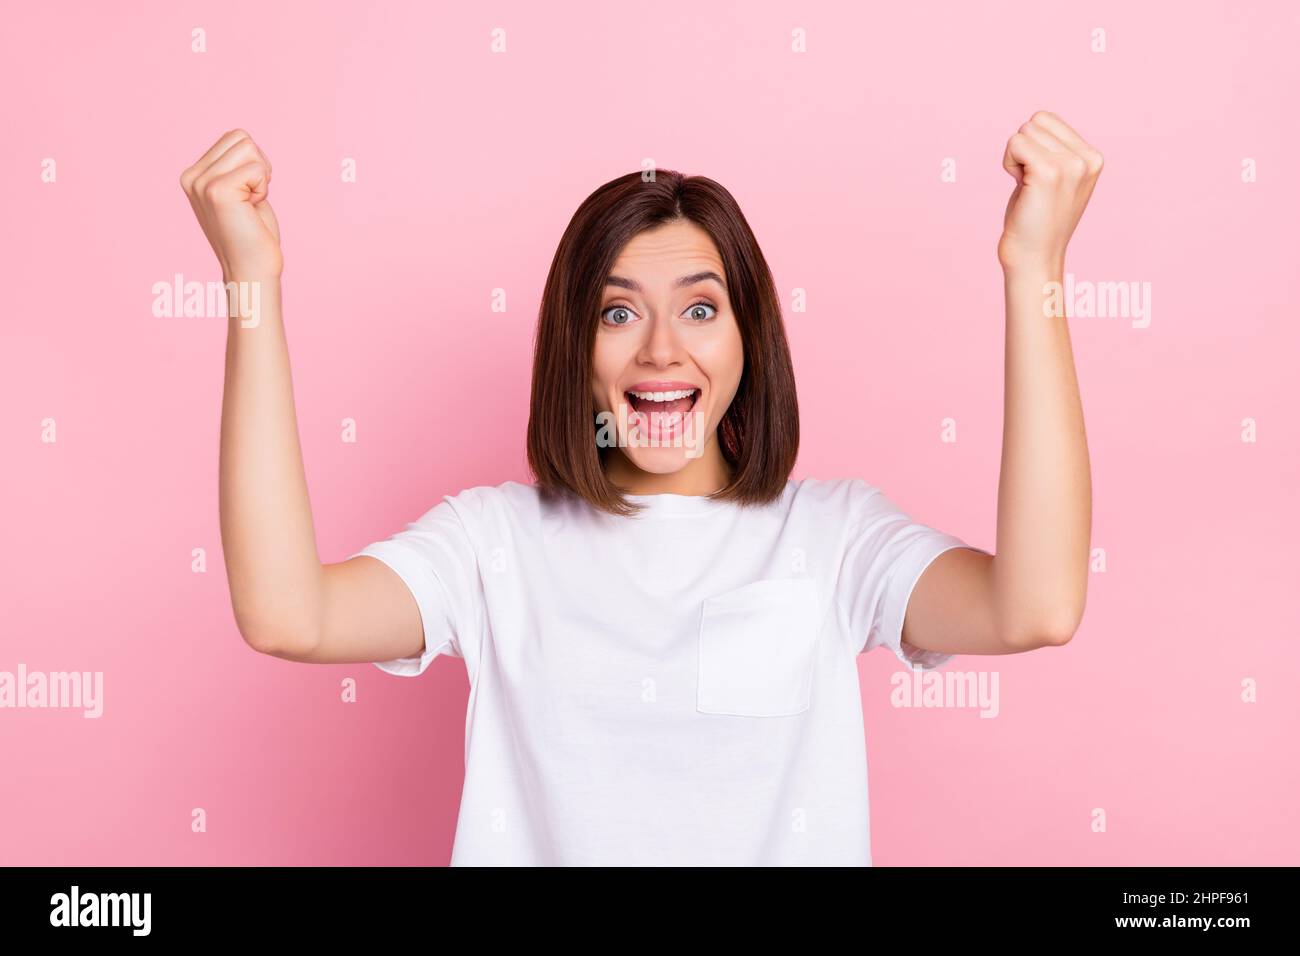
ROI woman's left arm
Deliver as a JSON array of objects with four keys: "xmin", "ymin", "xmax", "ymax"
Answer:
[{"xmin": 904, "ymin": 110, "xmax": 1103, "ymax": 656}]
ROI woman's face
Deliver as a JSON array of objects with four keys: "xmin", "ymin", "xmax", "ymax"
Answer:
[{"xmin": 591, "ymin": 219, "xmax": 743, "ymax": 490}]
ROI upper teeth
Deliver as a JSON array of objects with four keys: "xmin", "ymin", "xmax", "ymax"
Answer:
[{"xmin": 628, "ymin": 388, "xmax": 697, "ymax": 402}]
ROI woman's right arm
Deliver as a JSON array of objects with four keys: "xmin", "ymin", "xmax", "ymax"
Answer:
[{"xmin": 180, "ymin": 129, "xmax": 424, "ymax": 665}]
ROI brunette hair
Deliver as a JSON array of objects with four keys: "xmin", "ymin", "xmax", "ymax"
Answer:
[{"xmin": 526, "ymin": 169, "xmax": 799, "ymax": 517}]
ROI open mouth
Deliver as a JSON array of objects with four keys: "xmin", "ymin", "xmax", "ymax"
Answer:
[{"xmin": 624, "ymin": 387, "xmax": 700, "ymax": 417}]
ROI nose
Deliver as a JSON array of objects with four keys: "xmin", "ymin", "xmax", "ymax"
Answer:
[{"xmin": 636, "ymin": 310, "xmax": 685, "ymax": 369}]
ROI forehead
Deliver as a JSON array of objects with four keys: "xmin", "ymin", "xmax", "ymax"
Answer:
[{"xmin": 611, "ymin": 220, "xmax": 724, "ymax": 277}]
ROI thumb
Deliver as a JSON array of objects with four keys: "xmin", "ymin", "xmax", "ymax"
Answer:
[
  {"xmin": 1002, "ymin": 140, "xmax": 1025, "ymax": 186},
  {"xmin": 207, "ymin": 162, "xmax": 270, "ymax": 205}
]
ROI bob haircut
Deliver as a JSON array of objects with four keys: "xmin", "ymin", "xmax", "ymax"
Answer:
[{"xmin": 526, "ymin": 169, "xmax": 800, "ymax": 518}]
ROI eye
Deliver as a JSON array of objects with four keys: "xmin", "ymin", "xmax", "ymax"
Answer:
[
  {"xmin": 684, "ymin": 301, "xmax": 717, "ymax": 322},
  {"xmin": 600, "ymin": 305, "xmax": 637, "ymax": 327}
]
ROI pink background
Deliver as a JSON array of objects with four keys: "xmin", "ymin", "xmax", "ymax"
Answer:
[{"xmin": 2, "ymin": 0, "xmax": 1297, "ymax": 865}]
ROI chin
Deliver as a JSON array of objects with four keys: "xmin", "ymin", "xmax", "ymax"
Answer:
[{"xmin": 621, "ymin": 446, "xmax": 696, "ymax": 475}]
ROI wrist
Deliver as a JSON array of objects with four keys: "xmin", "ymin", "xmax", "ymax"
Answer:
[
  {"xmin": 1001, "ymin": 259, "xmax": 1068, "ymax": 322},
  {"xmin": 997, "ymin": 236, "xmax": 1064, "ymax": 279},
  {"xmin": 218, "ymin": 273, "xmax": 279, "ymax": 330},
  {"xmin": 1002, "ymin": 261, "xmax": 1062, "ymax": 284},
  {"xmin": 1001, "ymin": 257, "xmax": 1064, "ymax": 286},
  {"xmin": 221, "ymin": 269, "xmax": 281, "ymax": 286}
]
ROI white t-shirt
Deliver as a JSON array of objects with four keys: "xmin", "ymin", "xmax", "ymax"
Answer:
[{"xmin": 352, "ymin": 476, "xmax": 975, "ymax": 866}]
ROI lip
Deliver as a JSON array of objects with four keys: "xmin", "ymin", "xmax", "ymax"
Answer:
[
  {"xmin": 624, "ymin": 380, "xmax": 701, "ymax": 392},
  {"xmin": 622, "ymin": 380, "xmax": 702, "ymax": 412}
]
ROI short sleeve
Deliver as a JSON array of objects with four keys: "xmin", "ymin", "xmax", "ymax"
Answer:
[
  {"xmin": 347, "ymin": 495, "xmax": 482, "ymax": 677},
  {"xmin": 838, "ymin": 481, "xmax": 985, "ymax": 670}
]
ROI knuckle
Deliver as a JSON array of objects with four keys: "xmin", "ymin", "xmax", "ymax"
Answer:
[
  {"xmin": 1031, "ymin": 110, "xmax": 1053, "ymax": 124},
  {"xmin": 1019, "ymin": 122, "xmax": 1034, "ymax": 136}
]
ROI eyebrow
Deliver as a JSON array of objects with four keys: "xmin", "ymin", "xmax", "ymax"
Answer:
[{"xmin": 605, "ymin": 271, "xmax": 726, "ymax": 294}]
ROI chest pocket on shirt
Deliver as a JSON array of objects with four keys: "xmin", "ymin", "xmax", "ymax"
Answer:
[{"xmin": 696, "ymin": 577, "xmax": 822, "ymax": 717}]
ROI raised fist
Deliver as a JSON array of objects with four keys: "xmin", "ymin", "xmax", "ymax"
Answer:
[
  {"xmin": 998, "ymin": 111, "xmax": 1103, "ymax": 272},
  {"xmin": 180, "ymin": 130, "xmax": 282, "ymax": 280}
]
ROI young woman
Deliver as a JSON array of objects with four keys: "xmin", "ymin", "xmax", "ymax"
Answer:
[{"xmin": 179, "ymin": 113, "xmax": 1100, "ymax": 866}]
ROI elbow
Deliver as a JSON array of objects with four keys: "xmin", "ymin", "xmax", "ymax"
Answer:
[
  {"xmin": 1033, "ymin": 613, "xmax": 1081, "ymax": 648},
  {"xmin": 1006, "ymin": 601, "xmax": 1085, "ymax": 651},
  {"xmin": 231, "ymin": 601, "xmax": 319, "ymax": 659}
]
